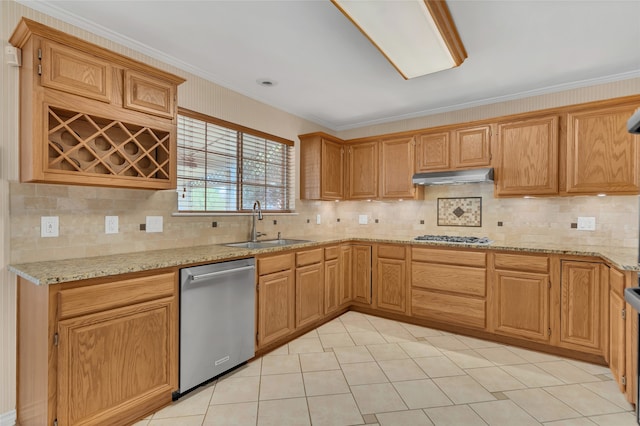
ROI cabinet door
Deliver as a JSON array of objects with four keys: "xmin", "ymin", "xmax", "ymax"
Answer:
[
  {"xmin": 258, "ymin": 269, "xmax": 295, "ymax": 348},
  {"xmin": 57, "ymin": 297, "xmax": 176, "ymax": 426},
  {"xmin": 40, "ymin": 39, "xmax": 112, "ymax": 102},
  {"xmin": 324, "ymin": 258, "xmax": 339, "ymax": 315},
  {"xmin": 124, "ymin": 70, "xmax": 176, "ymax": 119},
  {"xmin": 560, "ymin": 261, "xmax": 603, "ymax": 352},
  {"xmin": 492, "ymin": 270, "xmax": 550, "ymax": 342},
  {"xmin": 376, "ymin": 257, "xmax": 407, "ymax": 313},
  {"xmin": 566, "ymin": 105, "xmax": 640, "ymax": 194},
  {"xmin": 321, "ymin": 139, "xmax": 345, "ymax": 200},
  {"xmin": 352, "ymin": 245, "xmax": 372, "ymax": 304},
  {"xmin": 348, "ymin": 142, "xmax": 378, "ymax": 199},
  {"xmin": 296, "ymin": 263, "xmax": 324, "ymax": 328},
  {"xmin": 496, "ymin": 116, "xmax": 559, "ymax": 196},
  {"xmin": 610, "ymin": 268, "xmax": 626, "ymax": 393},
  {"xmin": 339, "ymin": 245, "xmax": 353, "ymax": 306},
  {"xmin": 415, "ymin": 132, "xmax": 450, "ymax": 172},
  {"xmin": 380, "ymin": 136, "xmax": 416, "ymax": 198},
  {"xmin": 452, "ymin": 125, "xmax": 492, "ymax": 169}
]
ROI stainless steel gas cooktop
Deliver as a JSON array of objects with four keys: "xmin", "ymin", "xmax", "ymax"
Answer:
[{"xmin": 414, "ymin": 235, "xmax": 492, "ymax": 245}]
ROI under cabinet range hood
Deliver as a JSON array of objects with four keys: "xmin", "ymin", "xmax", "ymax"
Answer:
[
  {"xmin": 412, "ymin": 168, "xmax": 494, "ymax": 186},
  {"xmin": 628, "ymin": 107, "xmax": 640, "ymax": 134}
]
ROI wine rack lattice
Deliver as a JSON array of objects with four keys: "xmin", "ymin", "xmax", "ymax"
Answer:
[{"xmin": 47, "ymin": 106, "xmax": 171, "ymax": 180}]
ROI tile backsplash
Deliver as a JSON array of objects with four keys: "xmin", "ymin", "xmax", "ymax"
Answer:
[{"xmin": 10, "ymin": 181, "xmax": 638, "ymax": 264}]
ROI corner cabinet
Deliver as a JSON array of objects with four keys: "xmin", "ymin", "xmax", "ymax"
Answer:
[
  {"xmin": 17, "ymin": 271, "xmax": 178, "ymax": 426},
  {"xmin": 566, "ymin": 104, "xmax": 640, "ymax": 195},
  {"xmin": 10, "ymin": 18, "xmax": 185, "ymax": 190},
  {"xmin": 495, "ymin": 116, "xmax": 559, "ymax": 197}
]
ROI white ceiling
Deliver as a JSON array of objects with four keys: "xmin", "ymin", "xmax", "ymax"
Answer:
[{"xmin": 17, "ymin": 0, "xmax": 640, "ymax": 131}]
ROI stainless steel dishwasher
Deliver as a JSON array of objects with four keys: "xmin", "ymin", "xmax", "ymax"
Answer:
[{"xmin": 178, "ymin": 258, "xmax": 256, "ymax": 396}]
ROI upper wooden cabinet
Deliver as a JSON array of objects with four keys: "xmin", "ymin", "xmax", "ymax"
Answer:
[
  {"xmin": 566, "ymin": 104, "xmax": 640, "ymax": 195},
  {"xmin": 347, "ymin": 141, "xmax": 378, "ymax": 200},
  {"xmin": 299, "ymin": 133, "xmax": 345, "ymax": 200},
  {"xmin": 415, "ymin": 131, "xmax": 450, "ymax": 172},
  {"xmin": 379, "ymin": 136, "xmax": 421, "ymax": 199},
  {"xmin": 495, "ymin": 115, "xmax": 559, "ymax": 197},
  {"xmin": 452, "ymin": 124, "xmax": 493, "ymax": 169},
  {"xmin": 10, "ymin": 18, "xmax": 185, "ymax": 190}
]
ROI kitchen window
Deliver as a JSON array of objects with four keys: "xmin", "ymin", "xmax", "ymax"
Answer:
[{"xmin": 176, "ymin": 108, "xmax": 294, "ymax": 212}]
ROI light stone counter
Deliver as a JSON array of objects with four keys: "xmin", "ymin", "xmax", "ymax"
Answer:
[{"xmin": 9, "ymin": 234, "xmax": 639, "ymax": 285}]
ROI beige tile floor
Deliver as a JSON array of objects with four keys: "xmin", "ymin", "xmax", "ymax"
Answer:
[{"xmin": 133, "ymin": 312, "xmax": 636, "ymax": 426}]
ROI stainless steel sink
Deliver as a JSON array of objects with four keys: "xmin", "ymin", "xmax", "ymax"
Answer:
[
  {"xmin": 260, "ymin": 239, "xmax": 312, "ymax": 246},
  {"xmin": 224, "ymin": 239, "xmax": 312, "ymax": 249}
]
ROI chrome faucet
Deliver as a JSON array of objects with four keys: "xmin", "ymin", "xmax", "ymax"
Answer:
[{"xmin": 250, "ymin": 200, "xmax": 264, "ymax": 242}]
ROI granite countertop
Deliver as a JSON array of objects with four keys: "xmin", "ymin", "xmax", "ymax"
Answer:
[{"xmin": 9, "ymin": 235, "xmax": 640, "ymax": 285}]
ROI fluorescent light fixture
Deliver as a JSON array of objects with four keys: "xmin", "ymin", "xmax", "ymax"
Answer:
[{"xmin": 331, "ymin": 0, "xmax": 467, "ymax": 79}]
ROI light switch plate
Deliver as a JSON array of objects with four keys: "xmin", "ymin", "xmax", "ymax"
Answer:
[
  {"xmin": 577, "ymin": 216, "xmax": 596, "ymax": 231},
  {"xmin": 41, "ymin": 216, "xmax": 59, "ymax": 238},
  {"xmin": 359, "ymin": 214, "xmax": 368, "ymax": 225},
  {"xmin": 316, "ymin": 214, "xmax": 321, "ymax": 225},
  {"xmin": 105, "ymin": 216, "xmax": 119, "ymax": 234},
  {"xmin": 146, "ymin": 216, "xmax": 163, "ymax": 233}
]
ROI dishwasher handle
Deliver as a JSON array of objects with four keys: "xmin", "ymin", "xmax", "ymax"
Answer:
[{"xmin": 186, "ymin": 265, "xmax": 255, "ymax": 282}]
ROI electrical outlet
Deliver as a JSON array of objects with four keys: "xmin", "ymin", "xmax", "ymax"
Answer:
[
  {"xmin": 359, "ymin": 214, "xmax": 368, "ymax": 225},
  {"xmin": 105, "ymin": 216, "xmax": 119, "ymax": 234},
  {"xmin": 41, "ymin": 216, "xmax": 59, "ymax": 238},
  {"xmin": 316, "ymin": 214, "xmax": 321, "ymax": 225},
  {"xmin": 577, "ymin": 216, "xmax": 596, "ymax": 231},
  {"xmin": 146, "ymin": 216, "xmax": 163, "ymax": 233}
]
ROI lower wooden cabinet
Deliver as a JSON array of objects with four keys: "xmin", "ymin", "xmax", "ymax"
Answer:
[
  {"xmin": 18, "ymin": 271, "xmax": 178, "ymax": 426},
  {"xmin": 324, "ymin": 247, "xmax": 340, "ymax": 315},
  {"xmin": 489, "ymin": 253, "xmax": 550, "ymax": 342},
  {"xmin": 339, "ymin": 245, "xmax": 354, "ymax": 306},
  {"xmin": 559, "ymin": 261, "xmax": 606, "ymax": 354},
  {"xmin": 609, "ymin": 267, "xmax": 627, "ymax": 393},
  {"xmin": 352, "ymin": 245, "xmax": 372, "ymax": 304},
  {"xmin": 411, "ymin": 247, "xmax": 487, "ymax": 329},
  {"xmin": 295, "ymin": 249, "xmax": 324, "ymax": 328},
  {"xmin": 374, "ymin": 244, "xmax": 407, "ymax": 314},
  {"xmin": 258, "ymin": 269, "xmax": 295, "ymax": 348}
]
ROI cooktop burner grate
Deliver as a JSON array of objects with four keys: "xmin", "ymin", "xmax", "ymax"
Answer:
[{"xmin": 414, "ymin": 235, "xmax": 492, "ymax": 245}]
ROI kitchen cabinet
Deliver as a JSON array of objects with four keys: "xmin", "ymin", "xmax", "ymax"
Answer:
[
  {"xmin": 17, "ymin": 271, "xmax": 178, "ymax": 426},
  {"xmin": 347, "ymin": 142, "xmax": 378, "ymax": 199},
  {"xmin": 495, "ymin": 115, "xmax": 559, "ymax": 196},
  {"xmin": 566, "ymin": 104, "xmax": 640, "ymax": 195},
  {"xmin": 609, "ymin": 267, "xmax": 627, "ymax": 394},
  {"xmin": 9, "ymin": 18, "xmax": 184, "ymax": 190},
  {"xmin": 452, "ymin": 124, "xmax": 493, "ymax": 169},
  {"xmin": 257, "ymin": 253, "xmax": 296, "ymax": 348},
  {"xmin": 299, "ymin": 133, "xmax": 345, "ymax": 200},
  {"xmin": 324, "ymin": 246, "xmax": 340, "ymax": 315},
  {"xmin": 379, "ymin": 136, "xmax": 421, "ymax": 199},
  {"xmin": 352, "ymin": 245, "xmax": 372, "ymax": 304},
  {"xmin": 411, "ymin": 247, "xmax": 487, "ymax": 329},
  {"xmin": 559, "ymin": 260, "xmax": 606, "ymax": 354},
  {"xmin": 415, "ymin": 131, "xmax": 450, "ymax": 172},
  {"xmin": 295, "ymin": 249, "xmax": 324, "ymax": 328},
  {"xmin": 339, "ymin": 244, "xmax": 354, "ymax": 306},
  {"xmin": 489, "ymin": 253, "xmax": 551, "ymax": 342},
  {"xmin": 374, "ymin": 244, "xmax": 408, "ymax": 314}
]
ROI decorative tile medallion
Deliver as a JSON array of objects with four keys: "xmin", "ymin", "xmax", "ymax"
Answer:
[{"xmin": 437, "ymin": 197, "xmax": 482, "ymax": 227}]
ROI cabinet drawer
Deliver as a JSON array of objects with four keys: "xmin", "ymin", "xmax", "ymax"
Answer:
[
  {"xmin": 412, "ymin": 263, "xmax": 486, "ymax": 297},
  {"xmin": 412, "ymin": 247, "xmax": 486, "ymax": 267},
  {"xmin": 296, "ymin": 248, "xmax": 323, "ymax": 267},
  {"xmin": 377, "ymin": 244, "xmax": 406, "ymax": 260},
  {"xmin": 325, "ymin": 246, "xmax": 339, "ymax": 260},
  {"xmin": 58, "ymin": 272, "xmax": 176, "ymax": 319},
  {"xmin": 412, "ymin": 288, "xmax": 486, "ymax": 329},
  {"xmin": 259, "ymin": 253, "xmax": 295, "ymax": 275},
  {"xmin": 494, "ymin": 253, "xmax": 549, "ymax": 273}
]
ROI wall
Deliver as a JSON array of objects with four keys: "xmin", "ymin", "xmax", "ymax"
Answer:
[{"xmin": 2, "ymin": 0, "xmax": 640, "ymax": 422}]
